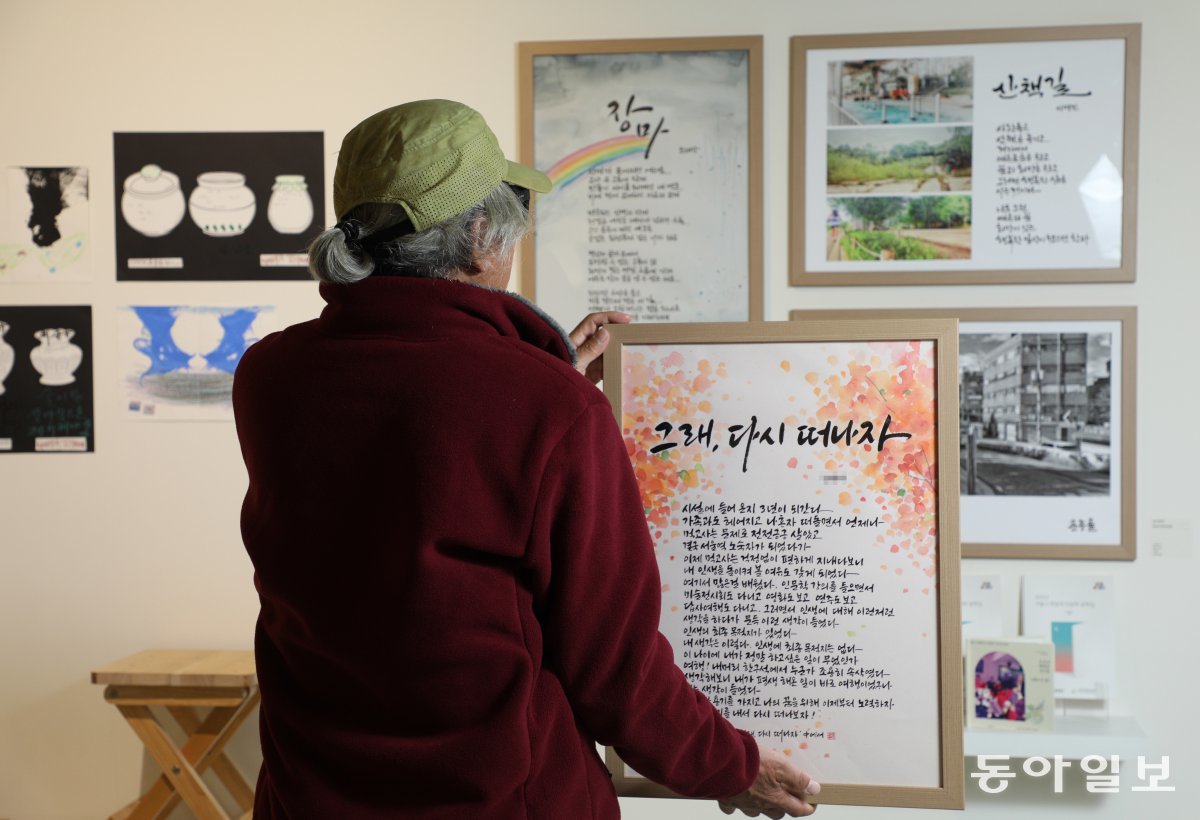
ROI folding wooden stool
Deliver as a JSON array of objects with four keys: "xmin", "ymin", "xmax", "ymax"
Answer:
[{"xmin": 93, "ymin": 649, "xmax": 259, "ymax": 820}]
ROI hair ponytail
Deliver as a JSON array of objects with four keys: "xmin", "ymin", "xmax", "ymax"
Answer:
[
  {"xmin": 307, "ymin": 183, "xmax": 530, "ymax": 284},
  {"xmin": 308, "ymin": 224, "xmax": 376, "ymax": 285}
]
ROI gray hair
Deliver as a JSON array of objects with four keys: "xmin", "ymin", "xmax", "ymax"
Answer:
[{"xmin": 309, "ymin": 183, "xmax": 530, "ymax": 285}]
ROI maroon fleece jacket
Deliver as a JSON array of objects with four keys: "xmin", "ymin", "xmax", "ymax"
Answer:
[{"xmin": 232, "ymin": 276, "xmax": 757, "ymax": 818}]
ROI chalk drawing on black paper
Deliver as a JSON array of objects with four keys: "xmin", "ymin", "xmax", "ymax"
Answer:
[
  {"xmin": 121, "ymin": 164, "xmax": 186, "ymax": 237},
  {"xmin": 0, "ymin": 320, "xmax": 13, "ymax": 394},
  {"xmin": 267, "ymin": 174, "xmax": 314, "ymax": 234},
  {"xmin": 188, "ymin": 172, "xmax": 257, "ymax": 236},
  {"xmin": 29, "ymin": 327, "xmax": 83, "ymax": 386}
]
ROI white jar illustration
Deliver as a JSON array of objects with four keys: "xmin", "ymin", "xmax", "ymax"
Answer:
[
  {"xmin": 169, "ymin": 308, "xmax": 225, "ymax": 371},
  {"xmin": 189, "ymin": 172, "xmax": 257, "ymax": 237},
  {"xmin": 0, "ymin": 321, "xmax": 14, "ymax": 395},
  {"xmin": 30, "ymin": 327, "xmax": 83, "ymax": 386},
  {"xmin": 267, "ymin": 174, "xmax": 314, "ymax": 234},
  {"xmin": 121, "ymin": 164, "xmax": 186, "ymax": 237}
]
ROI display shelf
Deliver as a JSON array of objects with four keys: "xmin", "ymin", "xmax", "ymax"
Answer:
[{"xmin": 965, "ymin": 715, "xmax": 1146, "ymax": 760}]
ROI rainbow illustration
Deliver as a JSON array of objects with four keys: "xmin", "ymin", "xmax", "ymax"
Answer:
[{"xmin": 545, "ymin": 134, "xmax": 651, "ymax": 191}]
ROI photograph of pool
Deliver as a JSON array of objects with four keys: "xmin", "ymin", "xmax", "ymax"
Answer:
[
  {"xmin": 828, "ymin": 56, "xmax": 974, "ymax": 126},
  {"xmin": 827, "ymin": 125, "xmax": 971, "ymax": 194}
]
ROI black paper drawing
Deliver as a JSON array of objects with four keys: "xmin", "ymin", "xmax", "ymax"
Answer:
[
  {"xmin": 114, "ymin": 132, "xmax": 324, "ymax": 281},
  {"xmin": 0, "ymin": 305, "xmax": 94, "ymax": 453}
]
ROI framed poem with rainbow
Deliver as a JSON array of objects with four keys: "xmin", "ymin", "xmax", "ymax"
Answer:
[
  {"xmin": 518, "ymin": 36, "xmax": 763, "ymax": 326},
  {"xmin": 601, "ymin": 319, "xmax": 964, "ymax": 809}
]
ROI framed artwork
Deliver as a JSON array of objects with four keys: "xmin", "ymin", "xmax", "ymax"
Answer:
[
  {"xmin": 0, "ymin": 305, "xmax": 93, "ymax": 453},
  {"xmin": 1, "ymin": 166, "xmax": 90, "ymax": 282},
  {"xmin": 790, "ymin": 24, "xmax": 1140, "ymax": 286},
  {"xmin": 519, "ymin": 36, "xmax": 763, "ymax": 325},
  {"xmin": 114, "ymin": 132, "xmax": 324, "ymax": 281},
  {"xmin": 602, "ymin": 320, "xmax": 963, "ymax": 809},
  {"xmin": 790, "ymin": 308, "xmax": 1136, "ymax": 560}
]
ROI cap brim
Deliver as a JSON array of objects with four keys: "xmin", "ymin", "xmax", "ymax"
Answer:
[{"xmin": 505, "ymin": 160, "xmax": 553, "ymax": 194}]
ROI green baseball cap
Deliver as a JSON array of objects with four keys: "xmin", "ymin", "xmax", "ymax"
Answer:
[{"xmin": 333, "ymin": 99, "xmax": 552, "ymax": 229}]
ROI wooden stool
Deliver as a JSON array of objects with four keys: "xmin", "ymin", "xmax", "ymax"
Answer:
[{"xmin": 93, "ymin": 649, "xmax": 260, "ymax": 820}]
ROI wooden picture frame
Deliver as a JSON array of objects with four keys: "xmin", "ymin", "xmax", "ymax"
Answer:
[
  {"xmin": 790, "ymin": 24, "xmax": 1141, "ymax": 286},
  {"xmin": 602, "ymin": 320, "xmax": 964, "ymax": 809},
  {"xmin": 790, "ymin": 308, "xmax": 1136, "ymax": 560},
  {"xmin": 518, "ymin": 37, "xmax": 763, "ymax": 323}
]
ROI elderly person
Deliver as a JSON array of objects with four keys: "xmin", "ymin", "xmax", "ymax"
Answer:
[{"xmin": 234, "ymin": 100, "xmax": 819, "ymax": 819}]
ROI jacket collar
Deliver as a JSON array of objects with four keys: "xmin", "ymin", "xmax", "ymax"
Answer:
[{"xmin": 318, "ymin": 277, "xmax": 577, "ymax": 367}]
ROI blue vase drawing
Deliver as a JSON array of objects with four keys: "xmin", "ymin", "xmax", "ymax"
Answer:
[
  {"xmin": 132, "ymin": 306, "xmax": 262, "ymax": 380},
  {"xmin": 205, "ymin": 309, "xmax": 259, "ymax": 373},
  {"xmin": 132, "ymin": 307, "xmax": 192, "ymax": 377}
]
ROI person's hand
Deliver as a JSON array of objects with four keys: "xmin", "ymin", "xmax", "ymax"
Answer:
[
  {"xmin": 718, "ymin": 745, "xmax": 820, "ymax": 818},
  {"xmin": 569, "ymin": 311, "xmax": 631, "ymax": 384}
]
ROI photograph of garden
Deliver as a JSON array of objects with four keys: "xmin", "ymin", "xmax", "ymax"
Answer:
[
  {"xmin": 827, "ymin": 56, "xmax": 974, "ymax": 126},
  {"xmin": 827, "ymin": 126, "xmax": 971, "ymax": 194},
  {"xmin": 825, "ymin": 195, "xmax": 971, "ymax": 261}
]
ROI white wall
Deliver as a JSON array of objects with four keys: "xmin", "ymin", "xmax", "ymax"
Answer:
[{"xmin": 0, "ymin": 0, "xmax": 1195, "ymax": 818}]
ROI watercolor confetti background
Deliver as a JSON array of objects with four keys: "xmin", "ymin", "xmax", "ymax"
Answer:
[
  {"xmin": 622, "ymin": 341, "xmax": 938, "ymax": 579},
  {"xmin": 620, "ymin": 340, "xmax": 944, "ymax": 786}
]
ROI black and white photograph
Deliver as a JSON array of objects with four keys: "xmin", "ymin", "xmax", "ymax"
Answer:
[
  {"xmin": 959, "ymin": 329, "xmax": 1113, "ymax": 497},
  {"xmin": 953, "ymin": 310, "xmax": 1134, "ymax": 560}
]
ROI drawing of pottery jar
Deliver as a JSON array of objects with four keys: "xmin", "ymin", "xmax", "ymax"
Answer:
[
  {"xmin": 121, "ymin": 164, "xmax": 186, "ymax": 237},
  {"xmin": 30, "ymin": 327, "xmax": 83, "ymax": 386},
  {"xmin": 267, "ymin": 174, "xmax": 314, "ymax": 234},
  {"xmin": 188, "ymin": 172, "xmax": 257, "ymax": 237},
  {"xmin": 0, "ymin": 321, "xmax": 13, "ymax": 395},
  {"xmin": 170, "ymin": 309, "xmax": 225, "ymax": 371}
]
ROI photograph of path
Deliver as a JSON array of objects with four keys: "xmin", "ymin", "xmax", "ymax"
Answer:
[
  {"xmin": 827, "ymin": 126, "xmax": 971, "ymax": 194},
  {"xmin": 828, "ymin": 56, "xmax": 973, "ymax": 126},
  {"xmin": 826, "ymin": 195, "xmax": 971, "ymax": 261}
]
